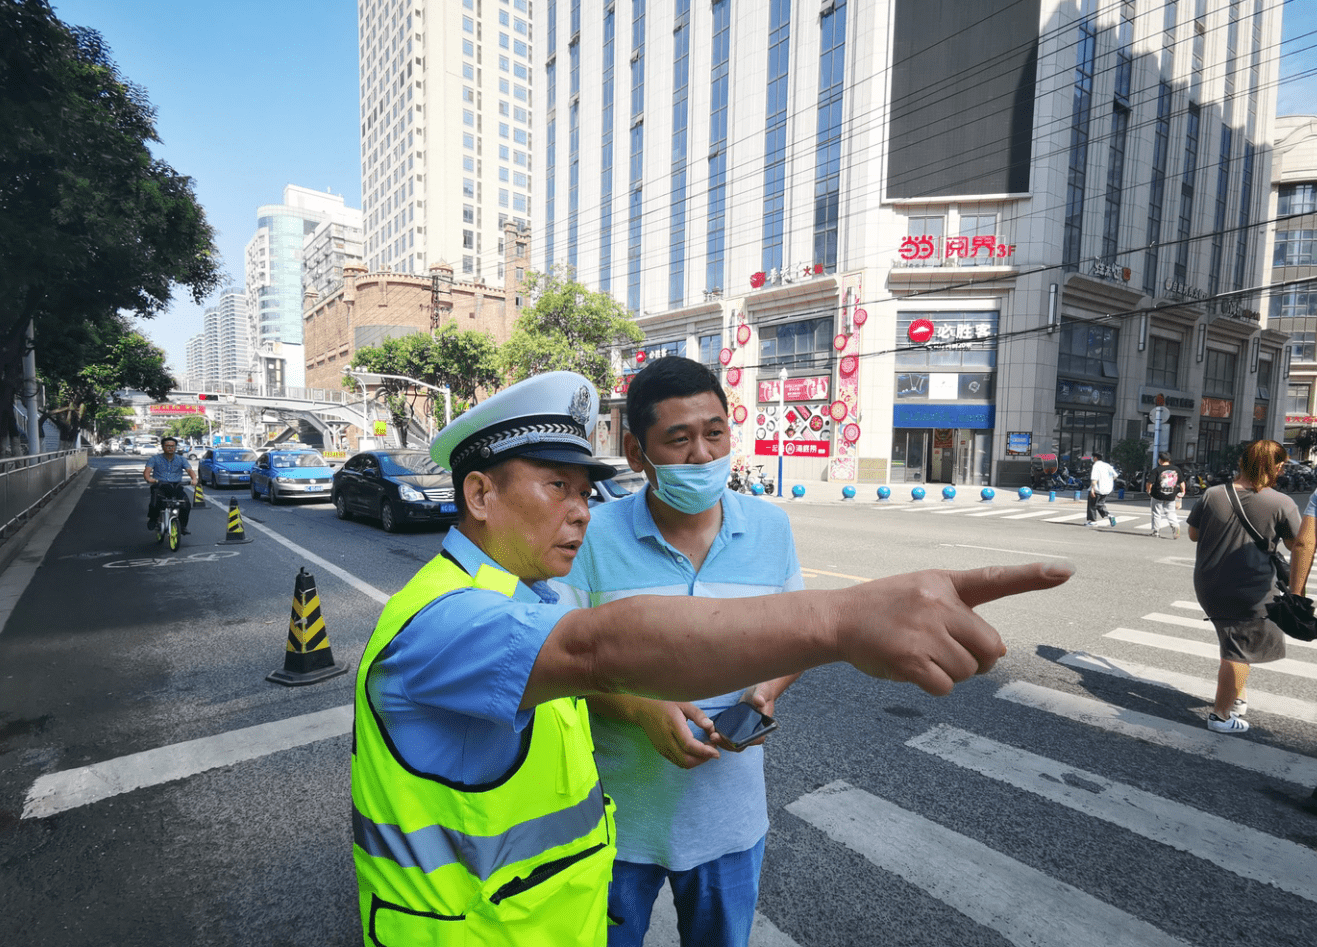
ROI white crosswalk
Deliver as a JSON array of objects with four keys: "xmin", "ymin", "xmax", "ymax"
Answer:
[{"xmin": 872, "ymin": 498, "xmax": 1153, "ymax": 528}]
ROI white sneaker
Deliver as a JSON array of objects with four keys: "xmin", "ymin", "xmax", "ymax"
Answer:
[{"xmin": 1207, "ymin": 712, "xmax": 1249, "ymax": 734}]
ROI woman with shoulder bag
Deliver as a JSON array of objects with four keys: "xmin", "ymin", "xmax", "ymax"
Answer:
[{"xmin": 1185, "ymin": 440, "xmax": 1301, "ymax": 734}]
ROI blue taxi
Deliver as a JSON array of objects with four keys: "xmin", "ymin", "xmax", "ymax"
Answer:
[{"xmin": 249, "ymin": 449, "xmax": 335, "ymax": 505}]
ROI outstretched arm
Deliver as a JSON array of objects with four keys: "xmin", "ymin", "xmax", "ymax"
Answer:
[{"xmin": 524, "ymin": 563, "xmax": 1072, "ymax": 709}]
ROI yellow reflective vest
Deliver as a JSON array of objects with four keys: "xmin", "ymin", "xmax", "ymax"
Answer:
[{"xmin": 352, "ymin": 553, "xmax": 616, "ymax": 945}]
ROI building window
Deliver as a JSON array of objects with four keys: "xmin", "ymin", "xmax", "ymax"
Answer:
[
  {"xmin": 668, "ymin": 0, "xmax": 691, "ymax": 305},
  {"xmin": 813, "ymin": 0, "xmax": 847, "ymax": 273},
  {"xmin": 1203, "ymin": 349, "xmax": 1238, "ymax": 397},
  {"xmin": 1058, "ymin": 321, "xmax": 1118, "ymax": 379},
  {"xmin": 1274, "ymin": 231, "xmax": 1317, "ymax": 267},
  {"xmin": 1144, "ymin": 82, "xmax": 1173, "ymax": 295},
  {"xmin": 705, "ymin": 0, "xmax": 729, "ymax": 295},
  {"xmin": 463, "ymin": 205, "xmax": 474, "ymax": 223},
  {"xmin": 1234, "ymin": 142, "xmax": 1256, "ymax": 290},
  {"xmin": 1062, "ymin": 16, "xmax": 1097, "ymax": 271},
  {"xmin": 761, "ymin": 0, "xmax": 790, "ymax": 275},
  {"xmin": 600, "ymin": 7, "xmax": 616, "ymax": 292},
  {"xmin": 1279, "ymin": 184, "xmax": 1317, "ymax": 216},
  {"xmin": 1207, "ymin": 125, "xmax": 1233, "ymax": 304},
  {"xmin": 959, "ymin": 214, "xmax": 997, "ymax": 267},
  {"xmin": 1146, "ymin": 336, "xmax": 1181, "ymax": 389},
  {"xmin": 699, "ymin": 332, "xmax": 722, "ymax": 366},
  {"xmin": 462, "ymin": 255, "xmax": 474, "ymax": 273},
  {"xmin": 463, "ymin": 230, "xmax": 474, "ymax": 249},
  {"xmin": 1272, "ymin": 291, "xmax": 1317, "ymax": 320},
  {"xmin": 1289, "ymin": 330, "xmax": 1316, "ymax": 362},
  {"xmin": 1174, "ymin": 104, "xmax": 1202, "ymax": 281},
  {"xmin": 1286, "ymin": 383, "xmax": 1311, "ymax": 415},
  {"xmin": 760, "ymin": 317, "xmax": 834, "ymax": 372}
]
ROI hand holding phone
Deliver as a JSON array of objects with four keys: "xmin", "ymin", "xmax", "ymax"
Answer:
[{"xmin": 709, "ymin": 702, "xmax": 778, "ymax": 751}]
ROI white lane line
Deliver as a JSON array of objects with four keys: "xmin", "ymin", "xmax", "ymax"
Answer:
[
  {"xmin": 240, "ymin": 517, "xmax": 390, "ymax": 605},
  {"xmin": 1171, "ymin": 600, "xmax": 1204, "ymax": 611},
  {"xmin": 940, "ymin": 544, "xmax": 1072, "ymax": 559},
  {"xmin": 1142, "ymin": 612, "xmax": 1317, "ymax": 650},
  {"xmin": 907, "ymin": 726, "xmax": 1317, "ymax": 904},
  {"xmin": 995, "ymin": 681, "xmax": 1317, "ymax": 786},
  {"xmin": 1057, "ymin": 651, "xmax": 1317, "ymax": 725},
  {"xmin": 786, "ymin": 781, "xmax": 1192, "ymax": 947},
  {"xmin": 1105, "ymin": 628, "xmax": 1317, "ymax": 679},
  {"xmin": 22, "ymin": 704, "xmax": 353, "ymax": 819}
]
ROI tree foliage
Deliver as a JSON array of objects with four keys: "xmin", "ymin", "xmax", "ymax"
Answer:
[
  {"xmin": 1111, "ymin": 438, "xmax": 1151, "ymax": 478},
  {"xmin": 1293, "ymin": 427, "xmax": 1317, "ymax": 462},
  {"xmin": 0, "ymin": 0, "xmax": 220, "ymax": 445},
  {"xmin": 498, "ymin": 267, "xmax": 642, "ymax": 393},
  {"xmin": 166, "ymin": 415, "xmax": 210, "ymax": 442},
  {"xmin": 349, "ymin": 326, "xmax": 501, "ymax": 447}
]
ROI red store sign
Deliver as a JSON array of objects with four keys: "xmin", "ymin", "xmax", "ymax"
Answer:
[
  {"xmin": 755, "ymin": 439, "xmax": 831, "ymax": 458},
  {"xmin": 898, "ymin": 235, "xmax": 1016, "ymax": 262},
  {"xmin": 758, "ymin": 376, "xmax": 830, "ymax": 403}
]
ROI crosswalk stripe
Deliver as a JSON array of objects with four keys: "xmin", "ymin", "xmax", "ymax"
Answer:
[
  {"xmin": 1045, "ymin": 513, "xmax": 1090, "ymax": 522},
  {"xmin": 906, "ymin": 726, "xmax": 1317, "ymax": 904},
  {"xmin": 1002, "ymin": 508, "xmax": 1071, "ymax": 519},
  {"xmin": 995, "ymin": 681, "xmax": 1317, "ymax": 785},
  {"xmin": 964, "ymin": 507, "xmax": 1027, "ymax": 517},
  {"xmin": 786, "ymin": 781, "xmax": 1193, "ymax": 947},
  {"xmin": 1171, "ymin": 600, "xmax": 1204, "ymax": 611},
  {"xmin": 1141, "ymin": 613, "xmax": 1317, "ymax": 650},
  {"xmin": 1057, "ymin": 650, "xmax": 1317, "ymax": 724},
  {"xmin": 1105, "ymin": 628, "xmax": 1317, "ymax": 679}
]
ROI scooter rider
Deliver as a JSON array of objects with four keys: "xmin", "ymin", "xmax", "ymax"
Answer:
[{"xmin": 143, "ymin": 436, "xmax": 197, "ymax": 534}]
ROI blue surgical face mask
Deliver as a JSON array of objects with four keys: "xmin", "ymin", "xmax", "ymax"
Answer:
[{"xmin": 643, "ymin": 450, "xmax": 732, "ymax": 514}]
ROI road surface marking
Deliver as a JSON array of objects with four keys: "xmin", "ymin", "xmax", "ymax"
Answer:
[
  {"xmin": 1171, "ymin": 600, "xmax": 1204, "ymax": 611},
  {"xmin": 22, "ymin": 704, "xmax": 353, "ymax": 819},
  {"xmin": 1057, "ymin": 651, "xmax": 1317, "ymax": 724},
  {"xmin": 941, "ymin": 544, "xmax": 1072, "ymax": 559},
  {"xmin": 1002, "ymin": 508, "xmax": 1070, "ymax": 519},
  {"xmin": 1142, "ymin": 612, "xmax": 1317, "ymax": 650},
  {"xmin": 963, "ymin": 507, "xmax": 1025, "ymax": 517},
  {"xmin": 1044, "ymin": 513, "xmax": 1090, "ymax": 523},
  {"xmin": 907, "ymin": 726, "xmax": 1317, "ymax": 904},
  {"xmin": 241, "ymin": 517, "xmax": 390, "ymax": 605},
  {"xmin": 786, "ymin": 781, "xmax": 1192, "ymax": 947},
  {"xmin": 1155, "ymin": 556, "xmax": 1196, "ymax": 568},
  {"xmin": 799, "ymin": 567, "xmax": 871, "ymax": 583},
  {"xmin": 995, "ymin": 681, "xmax": 1317, "ymax": 786},
  {"xmin": 1104, "ymin": 628, "xmax": 1317, "ymax": 679}
]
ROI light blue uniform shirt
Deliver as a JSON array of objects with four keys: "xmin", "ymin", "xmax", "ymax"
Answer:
[
  {"xmin": 367, "ymin": 528, "xmax": 575, "ymax": 786},
  {"xmin": 147, "ymin": 453, "xmax": 191, "ymax": 483},
  {"xmin": 1304, "ymin": 491, "xmax": 1317, "ymax": 518},
  {"xmin": 554, "ymin": 487, "xmax": 804, "ymax": 870}
]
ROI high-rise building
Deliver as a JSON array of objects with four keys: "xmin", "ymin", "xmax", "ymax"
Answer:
[
  {"xmin": 541, "ymin": 0, "xmax": 1287, "ymax": 484},
  {"xmin": 357, "ymin": 0, "xmax": 533, "ymax": 283},
  {"xmin": 185, "ymin": 334, "xmax": 205, "ymax": 389},
  {"xmin": 244, "ymin": 186, "xmax": 360, "ymax": 386},
  {"xmin": 303, "ymin": 216, "xmax": 365, "ymax": 303},
  {"xmin": 1270, "ymin": 114, "xmax": 1317, "ymax": 452}
]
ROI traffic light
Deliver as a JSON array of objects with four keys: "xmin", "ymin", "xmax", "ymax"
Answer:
[{"xmin": 197, "ymin": 393, "xmax": 219, "ymax": 401}]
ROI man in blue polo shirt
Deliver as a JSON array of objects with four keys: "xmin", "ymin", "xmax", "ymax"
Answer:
[
  {"xmin": 557, "ymin": 357, "xmax": 802, "ymax": 947},
  {"xmin": 143, "ymin": 435, "xmax": 198, "ymax": 533}
]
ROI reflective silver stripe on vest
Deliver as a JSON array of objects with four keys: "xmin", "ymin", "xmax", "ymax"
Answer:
[{"xmin": 353, "ymin": 781, "xmax": 604, "ymax": 880}]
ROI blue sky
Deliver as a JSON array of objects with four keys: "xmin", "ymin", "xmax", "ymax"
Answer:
[{"xmin": 50, "ymin": 0, "xmax": 1317, "ymax": 376}]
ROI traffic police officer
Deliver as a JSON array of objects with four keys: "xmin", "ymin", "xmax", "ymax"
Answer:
[{"xmin": 351, "ymin": 370, "xmax": 1071, "ymax": 945}]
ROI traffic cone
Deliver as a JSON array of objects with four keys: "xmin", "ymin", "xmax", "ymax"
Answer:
[
  {"xmin": 193, "ymin": 481, "xmax": 207, "ymax": 509},
  {"xmin": 218, "ymin": 498, "xmax": 253, "ymax": 544},
  {"xmin": 267, "ymin": 568, "xmax": 349, "ymax": 686}
]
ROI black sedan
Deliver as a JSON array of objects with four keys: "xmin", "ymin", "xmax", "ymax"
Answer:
[{"xmin": 331, "ymin": 449, "xmax": 458, "ymax": 532}]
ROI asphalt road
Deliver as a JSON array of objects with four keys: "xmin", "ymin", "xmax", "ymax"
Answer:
[{"xmin": 1, "ymin": 458, "xmax": 1314, "ymax": 946}]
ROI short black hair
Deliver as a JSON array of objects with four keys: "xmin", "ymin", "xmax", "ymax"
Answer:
[
  {"xmin": 1158, "ymin": 451, "xmax": 1172, "ymax": 463},
  {"xmin": 161, "ymin": 436, "xmax": 178, "ymax": 447},
  {"xmin": 625, "ymin": 356, "xmax": 729, "ymax": 450},
  {"xmin": 1092, "ymin": 451, "xmax": 1103, "ymax": 461}
]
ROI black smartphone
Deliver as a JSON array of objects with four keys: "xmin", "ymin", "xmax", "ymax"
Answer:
[{"xmin": 709, "ymin": 702, "xmax": 778, "ymax": 751}]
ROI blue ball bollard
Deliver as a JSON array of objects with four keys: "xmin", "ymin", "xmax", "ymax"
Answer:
[
  {"xmin": 1018, "ymin": 486, "xmax": 1033, "ymax": 501},
  {"xmin": 1049, "ymin": 490, "xmax": 1056, "ymax": 502},
  {"xmin": 876, "ymin": 485, "xmax": 892, "ymax": 501},
  {"xmin": 791, "ymin": 484, "xmax": 806, "ymax": 499},
  {"xmin": 1074, "ymin": 490, "xmax": 1083, "ymax": 502},
  {"xmin": 980, "ymin": 487, "xmax": 995, "ymax": 502},
  {"xmin": 751, "ymin": 482, "xmax": 765, "ymax": 496},
  {"xmin": 1118, "ymin": 488, "xmax": 1126, "ymax": 500},
  {"xmin": 912, "ymin": 486, "xmax": 927, "ymax": 501},
  {"xmin": 941, "ymin": 485, "xmax": 956, "ymax": 501},
  {"xmin": 842, "ymin": 485, "xmax": 857, "ymax": 500}
]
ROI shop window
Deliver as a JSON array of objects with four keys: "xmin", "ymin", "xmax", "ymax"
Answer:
[
  {"xmin": 759, "ymin": 317, "xmax": 832, "ymax": 372},
  {"xmin": 1146, "ymin": 336, "xmax": 1180, "ymax": 389}
]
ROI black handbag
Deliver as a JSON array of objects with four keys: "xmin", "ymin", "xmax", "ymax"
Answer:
[{"xmin": 1226, "ymin": 485, "xmax": 1317, "ymax": 641}]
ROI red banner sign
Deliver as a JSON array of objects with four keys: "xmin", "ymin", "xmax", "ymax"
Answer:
[
  {"xmin": 755, "ymin": 439, "xmax": 831, "ymax": 458},
  {"xmin": 758, "ymin": 376, "xmax": 830, "ymax": 403},
  {"xmin": 149, "ymin": 404, "xmax": 206, "ymax": 415}
]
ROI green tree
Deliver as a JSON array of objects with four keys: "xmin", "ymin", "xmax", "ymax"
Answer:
[
  {"xmin": 0, "ymin": 1, "xmax": 220, "ymax": 447},
  {"xmin": 1111, "ymin": 438, "xmax": 1151, "ymax": 481},
  {"xmin": 166, "ymin": 415, "xmax": 210, "ymax": 443},
  {"xmin": 498, "ymin": 267, "xmax": 643, "ymax": 393},
  {"xmin": 1293, "ymin": 427, "xmax": 1317, "ymax": 462},
  {"xmin": 350, "ymin": 326, "xmax": 500, "ymax": 447},
  {"xmin": 87, "ymin": 405, "xmax": 134, "ymax": 443}
]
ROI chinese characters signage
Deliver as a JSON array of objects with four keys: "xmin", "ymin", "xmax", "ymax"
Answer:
[
  {"xmin": 897, "ymin": 235, "xmax": 1016, "ymax": 264},
  {"xmin": 757, "ymin": 376, "xmax": 830, "ymax": 404},
  {"xmin": 896, "ymin": 312, "xmax": 998, "ymax": 351},
  {"xmin": 149, "ymin": 404, "xmax": 205, "ymax": 415}
]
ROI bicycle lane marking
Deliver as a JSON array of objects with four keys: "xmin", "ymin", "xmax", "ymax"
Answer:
[{"xmin": 22, "ymin": 517, "xmax": 389, "ymax": 819}]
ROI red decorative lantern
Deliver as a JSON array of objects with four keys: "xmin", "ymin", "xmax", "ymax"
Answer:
[
  {"xmin": 732, "ymin": 404, "xmax": 748, "ymax": 424},
  {"xmin": 839, "ymin": 355, "xmax": 858, "ymax": 377},
  {"xmin": 726, "ymin": 366, "xmax": 742, "ymax": 386},
  {"xmin": 636, "ymin": 350, "xmax": 647, "ymax": 364},
  {"xmin": 828, "ymin": 400, "xmax": 848, "ymax": 422},
  {"xmin": 833, "ymin": 333, "xmax": 848, "ymax": 352},
  {"xmin": 842, "ymin": 423, "xmax": 861, "ymax": 443},
  {"xmin": 736, "ymin": 323, "xmax": 751, "ymax": 345},
  {"xmin": 750, "ymin": 271, "xmax": 767, "ymax": 289},
  {"xmin": 719, "ymin": 347, "xmax": 734, "ymax": 365},
  {"xmin": 852, "ymin": 308, "xmax": 868, "ymax": 327}
]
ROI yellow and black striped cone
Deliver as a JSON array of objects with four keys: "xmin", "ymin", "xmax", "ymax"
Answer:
[
  {"xmin": 267, "ymin": 567, "xmax": 348, "ymax": 686},
  {"xmin": 218, "ymin": 497, "xmax": 253, "ymax": 544},
  {"xmin": 192, "ymin": 481, "xmax": 207, "ymax": 509}
]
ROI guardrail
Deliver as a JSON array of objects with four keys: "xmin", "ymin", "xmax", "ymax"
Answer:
[{"xmin": 0, "ymin": 449, "xmax": 89, "ymax": 541}]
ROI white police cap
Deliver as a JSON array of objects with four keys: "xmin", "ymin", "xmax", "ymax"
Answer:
[{"xmin": 431, "ymin": 371, "xmax": 617, "ymax": 482}]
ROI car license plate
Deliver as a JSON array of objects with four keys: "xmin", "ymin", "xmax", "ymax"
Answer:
[
  {"xmin": 440, "ymin": 503, "xmax": 456, "ymax": 514},
  {"xmin": 306, "ymin": 485, "xmax": 325, "ymax": 492}
]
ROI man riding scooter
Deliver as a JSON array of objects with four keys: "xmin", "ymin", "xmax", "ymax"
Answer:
[{"xmin": 143, "ymin": 436, "xmax": 198, "ymax": 534}]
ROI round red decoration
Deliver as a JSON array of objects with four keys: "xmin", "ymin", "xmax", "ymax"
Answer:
[
  {"xmin": 839, "ymin": 355, "xmax": 858, "ymax": 377},
  {"xmin": 852, "ymin": 308, "xmax": 868, "ymax": 327},
  {"xmin": 908, "ymin": 318, "xmax": 935, "ymax": 344},
  {"xmin": 725, "ymin": 366, "xmax": 742, "ymax": 386},
  {"xmin": 833, "ymin": 334, "xmax": 848, "ymax": 352},
  {"xmin": 750, "ymin": 271, "xmax": 767, "ymax": 289},
  {"xmin": 636, "ymin": 350, "xmax": 647, "ymax": 364},
  {"xmin": 736, "ymin": 324, "xmax": 751, "ymax": 345},
  {"xmin": 828, "ymin": 400, "xmax": 848, "ymax": 422},
  {"xmin": 809, "ymin": 415, "xmax": 824, "ymax": 432},
  {"xmin": 732, "ymin": 405, "xmax": 748, "ymax": 424},
  {"xmin": 842, "ymin": 423, "xmax": 861, "ymax": 443},
  {"xmin": 718, "ymin": 347, "xmax": 733, "ymax": 365}
]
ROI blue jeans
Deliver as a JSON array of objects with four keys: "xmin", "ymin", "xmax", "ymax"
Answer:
[{"xmin": 607, "ymin": 836, "xmax": 766, "ymax": 947}]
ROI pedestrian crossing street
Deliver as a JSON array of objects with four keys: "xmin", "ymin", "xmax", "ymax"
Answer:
[{"xmin": 642, "ymin": 599, "xmax": 1317, "ymax": 947}]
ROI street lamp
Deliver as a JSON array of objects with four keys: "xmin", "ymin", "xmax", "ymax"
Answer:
[
  {"xmin": 347, "ymin": 370, "xmax": 453, "ymax": 433},
  {"xmin": 343, "ymin": 366, "xmax": 371, "ymax": 449}
]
